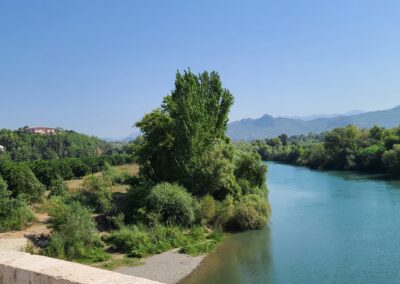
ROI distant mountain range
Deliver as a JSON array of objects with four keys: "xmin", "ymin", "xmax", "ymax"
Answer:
[
  {"xmin": 102, "ymin": 131, "xmax": 140, "ymax": 142},
  {"xmin": 280, "ymin": 110, "xmax": 365, "ymax": 121},
  {"xmin": 228, "ymin": 105, "xmax": 400, "ymax": 141}
]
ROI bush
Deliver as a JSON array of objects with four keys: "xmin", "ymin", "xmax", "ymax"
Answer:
[
  {"xmin": 0, "ymin": 162, "xmax": 45, "ymax": 203},
  {"xmin": 124, "ymin": 178, "xmax": 154, "ymax": 223},
  {"xmin": 382, "ymin": 145, "xmax": 400, "ymax": 176},
  {"xmin": 77, "ymin": 175, "xmax": 113, "ymax": 214},
  {"xmin": 235, "ymin": 150, "xmax": 267, "ymax": 190},
  {"xmin": 214, "ymin": 195, "xmax": 235, "ymax": 229},
  {"xmin": 106, "ymin": 224, "xmax": 215, "ymax": 258},
  {"xmin": 145, "ymin": 183, "xmax": 198, "ymax": 227},
  {"xmin": 49, "ymin": 179, "xmax": 69, "ymax": 197},
  {"xmin": 231, "ymin": 194, "xmax": 271, "ymax": 230},
  {"xmin": 0, "ymin": 176, "xmax": 35, "ymax": 232},
  {"xmin": 180, "ymin": 241, "xmax": 216, "ymax": 256},
  {"xmin": 44, "ymin": 201, "xmax": 109, "ymax": 262},
  {"xmin": 106, "ymin": 225, "xmax": 153, "ymax": 258},
  {"xmin": 199, "ymin": 195, "xmax": 217, "ymax": 225},
  {"xmin": 107, "ymin": 225, "xmax": 189, "ymax": 257}
]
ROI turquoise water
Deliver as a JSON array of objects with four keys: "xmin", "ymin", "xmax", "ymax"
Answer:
[{"xmin": 181, "ymin": 162, "xmax": 400, "ymax": 284}]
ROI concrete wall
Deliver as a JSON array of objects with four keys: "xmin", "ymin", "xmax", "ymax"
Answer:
[{"xmin": 0, "ymin": 250, "xmax": 163, "ymax": 284}]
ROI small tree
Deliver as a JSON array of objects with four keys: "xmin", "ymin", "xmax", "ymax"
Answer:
[
  {"xmin": 45, "ymin": 201, "xmax": 108, "ymax": 261},
  {"xmin": 0, "ymin": 175, "xmax": 35, "ymax": 232}
]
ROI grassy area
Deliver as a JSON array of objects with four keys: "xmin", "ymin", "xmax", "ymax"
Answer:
[{"xmin": 93, "ymin": 254, "xmax": 143, "ymax": 270}]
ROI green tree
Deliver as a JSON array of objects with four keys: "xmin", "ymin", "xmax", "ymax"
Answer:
[
  {"xmin": 382, "ymin": 144, "xmax": 400, "ymax": 176},
  {"xmin": 278, "ymin": 134, "xmax": 288, "ymax": 146},
  {"xmin": 45, "ymin": 200, "xmax": 108, "ymax": 262},
  {"xmin": 0, "ymin": 160, "xmax": 45, "ymax": 203},
  {"xmin": 0, "ymin": 174, "xmax": 35, "ymax": 232},
  {"xmin": 324, "ymin": 125, "xmax": 361, "ymax": 169},
  {"xmin": 136, "ymin": 70, "xmax": 234, "ymax": 195}
]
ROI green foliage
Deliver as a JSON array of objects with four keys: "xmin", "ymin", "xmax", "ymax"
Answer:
[
  {"xmin": 44, "ymin": 200, "xmax": 109, "ymax": 262},
  {"xmin": 324, "ymin": 125, "xmax": 362, "ymax": 169},
  {"xmin": 103, "ymin": 162, "xmax": 132, "ymax": 185},
  {"xmin": 0, "ymin": 158, "xmax": 45, "ymax": 203},
  {"xmin": 0, "ymin": 175, "xmax": 35, "ymax": 232},
  {"xmin": 136, "ymin": 70, "xmax": 234, "ymax": 195},
  {"xmin": 191, "ymin": 140, "xmax": 240, "ymax": 198},
  {"xmin": 106, "ymin": 225, "xmax": 217, "ymax": 258},
  {"xmin": 180, "ymin": 241, "xmax": 216, "ymax": 256},
  {"xmin": 0, "ymin": 174, "xmax": 6, "ymax": 192},
  {"xmin": 78, "ymin": 175, "xmax": 113, "ymax": 214},
  {"xmin": 124, "ymin": 179, "xmax": 154, "ymax": 223},
  {"xmin": 382, "ymin": 145, "xmax": 400, "ymax": 176},
  {"xmin": 145, "ymin": 183, "xmax": 198, "ymax": 227},
  {"xmin": 357, "ymin": 144, "xmax": 384, "ymax": 170},
  {"xmin": 214, "ymin": 195, "xmax": 235, "ymax": 229},
  {"xmin": 230, "ymin": 194, "xmax": 271, "ymax": 231},
  {"xmin": 0, "ymin": 128, "xmax": 109, "ymax": 162},
  {"xmin": 29, "ymin": 155, "xmax": 134, "ymax": 187},
  {"xmin": 235, "ymin": 149, "xmax": 267, "ymax": 195},
  {"xmin": 253, "ymin": 124, "xmax": 400, "ymax": 177},
  {"xmin": 132, "ymin": 69, "xmax": 271, "ymax": 233},
  {"xmin": 49, "ymin": 179, "xmax": 69, "ymax": 197},
  {"xmin": 199, "ymin": 195, "xmax": 217, "ymax": 225}
]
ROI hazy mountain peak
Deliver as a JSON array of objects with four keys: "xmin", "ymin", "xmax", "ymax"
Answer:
[{"xmin": 228, "ymin": 105, "xmax": 400, "ymax": 141}]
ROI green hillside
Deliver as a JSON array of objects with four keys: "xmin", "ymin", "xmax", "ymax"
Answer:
[{"xmin": 0, "ymin": 128, "xmax": 110, "ymax": 161}]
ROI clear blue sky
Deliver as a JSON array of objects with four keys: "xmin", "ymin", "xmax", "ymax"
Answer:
[{"xmin": 1, "ymin": 0, "xmax": 400, "ymax": 138}]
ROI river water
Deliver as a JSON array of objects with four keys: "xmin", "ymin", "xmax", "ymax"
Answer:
[{"xmin": 181, "ymin": 162, "xmax": 400, "ymax": 284}]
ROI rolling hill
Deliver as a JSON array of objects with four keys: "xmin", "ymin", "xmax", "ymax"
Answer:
[{"xmin": 228, "ymin": 105, "xmax": 400, "ymax": 141}]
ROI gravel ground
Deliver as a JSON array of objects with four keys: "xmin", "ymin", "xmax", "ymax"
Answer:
[
  {"xmin": 0, "ymin": 238, "xmax": 27, "ymax": 251},
  {"xmin": 116, "ymin": 249, "xmax": 205, "ymax": 284}
]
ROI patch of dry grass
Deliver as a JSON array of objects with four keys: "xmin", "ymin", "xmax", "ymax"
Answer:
[{"xmin": 65, "ymin": 164, "xmax": 139, "ymax": 193}]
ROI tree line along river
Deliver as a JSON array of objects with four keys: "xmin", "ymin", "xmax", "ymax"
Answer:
[{"xmin": 181, "ymin": 162, "xmax": 400, "ymax": 284}]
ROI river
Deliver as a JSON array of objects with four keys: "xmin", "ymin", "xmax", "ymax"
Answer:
[{"xmin": 181, "ymin": 162, "xmax": 400, "ymax": 284}]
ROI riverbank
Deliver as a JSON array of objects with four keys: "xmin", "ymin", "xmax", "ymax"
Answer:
[{"xmin": 116, "ymin": 249, "xmax": 205, "ymax": 284}]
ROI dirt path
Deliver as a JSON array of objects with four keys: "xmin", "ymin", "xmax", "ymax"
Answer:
[
  {"xmin": 0, "ymin": 213, "xmax": 50, "ymax": 251},
  {"xmin": 116, "ymin": 249, "xmax": 205, "ymax": 284}
]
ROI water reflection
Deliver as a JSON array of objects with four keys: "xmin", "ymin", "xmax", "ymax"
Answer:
[{"xmin": 180, "ymin": 227, "xmax": 273, "ymax": 284}]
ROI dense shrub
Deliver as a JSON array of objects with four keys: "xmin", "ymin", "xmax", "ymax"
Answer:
[
  {"xmin": 382, "ymin": 145, "xmax": 400, "ymax": 176},
  {"xmin": 199, "ymin": 195, "xmax": 217, "ymax": 225},
  {"xmin": 231, "ymin": 194, "xmax": 270, "ymax": 230},
  {"xmin": 106, "ymin": 225, "xmax": 215, "ymax": 257},
  {"xmin": 213, "ymin": 195, "xmax": 235, "ymax": 229},
  {"xmin": 77, "ymin": 175, "xmax": 113, "ymax": 214},
  {"xmin": 49, "ymin": 179, "xmax": 69, "ymax": 197},
  {"xmin": 191, "ymin": 140, "xmax": 240, "ymax": 199},
  {"xmin": 44, "ymin": 200, "xmax": 109, "ymax": 262},
  {"xmin": 145, "ymin": 183, "xmax": 198, "ymax": 227},
  {"xmin": 0, "ymin": 175, "xmax": 35, "ymax": 232},
  {"xmin": 0, "ymin": 160, "xmax": 45, "ymax": 203},
  {"xmin": 123, "ymin": 178, "xmax": 154, "ymax": 223}
]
